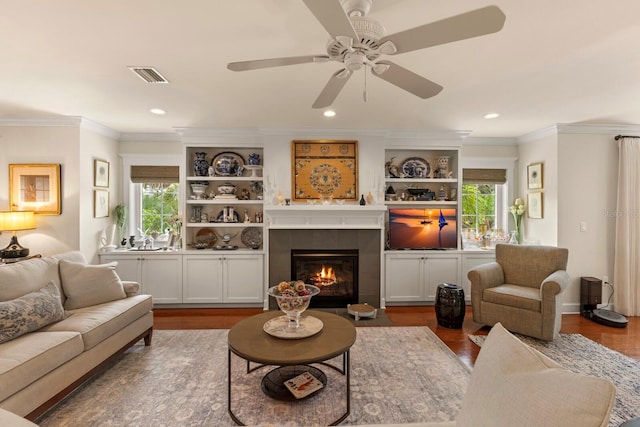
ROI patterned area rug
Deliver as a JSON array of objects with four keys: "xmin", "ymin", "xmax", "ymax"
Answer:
[
  {"xmin": 469, "ymin": 332, "xmax": 640, "ymax": 426},
  {"xmin": 37, "ymin": 327, "xmax": 470, "ymax": 426}
]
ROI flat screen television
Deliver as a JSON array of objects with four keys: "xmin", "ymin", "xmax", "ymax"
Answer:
[{"xmin": 388, "ymin": 208, "xmax": 457, "ymax": 249}]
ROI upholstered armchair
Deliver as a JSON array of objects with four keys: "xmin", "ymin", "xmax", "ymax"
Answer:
[{"xmin": 467, "ymin": 244, "xmax": 570, "ymax": 341}]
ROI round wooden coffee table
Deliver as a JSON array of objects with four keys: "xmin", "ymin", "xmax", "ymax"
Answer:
[{"xmin": 227, "ymin": 310, "xmax": 356, "ymax": 426}]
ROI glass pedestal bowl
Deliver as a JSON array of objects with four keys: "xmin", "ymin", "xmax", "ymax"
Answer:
[{"xmin": 267, "ymin": 283, "xmax": 320, "ymax": 331}]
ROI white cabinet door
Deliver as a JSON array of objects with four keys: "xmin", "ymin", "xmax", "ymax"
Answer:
[
  {"xmin": 461, "ymin": 253, "xmax": 496, "ymax": 300},
  {"xmin": 423, "ymin": 255, "xmax": 461, "ymax": 301},
  {"xmin": 100, "ymin": 255, "xmax": 141, "ymax": 283},
  {"xmin": 99, "ymin": 253, "xmax": 182, "ymax": 304},
  {"xmin": 183, "ymin": 255, "xmax": 224, "ymax": 303},
  {"xmin": 142, "ymin": 254, "xmax": 183, "ymax": 304},
  {"xmin": 224, "ymin": 254, "xmax": 264, "ymax": 303},
  {"xmin": 385, "ymin": 253, "xmax": 424, "ymax": 302}
]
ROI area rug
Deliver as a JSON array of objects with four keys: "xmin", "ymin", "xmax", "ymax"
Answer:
[
  {"xmin": 469, "ymin": 332, "xmax": 640, "ymax": 426},
  {"xmin": 37, "ymin": 327, "xmax": 470, "ymax": 426}
]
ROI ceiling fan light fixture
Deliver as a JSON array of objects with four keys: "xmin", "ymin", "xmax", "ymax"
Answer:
[
  {"xmin": 150, "ymin": 108, "xmax": 166, "ymax": 115},
  {"xmin": 323, "ymin": 109, "xmax": 336, "ymax": 117},
  {"xmin": 483, "ymin": 112, "xmax": 500, "ymax": 119}
]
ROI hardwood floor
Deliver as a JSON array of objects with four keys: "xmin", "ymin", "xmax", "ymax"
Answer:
[{"xmin": 153, "ymin": 306, "xmax": 640, "ymax": 369}]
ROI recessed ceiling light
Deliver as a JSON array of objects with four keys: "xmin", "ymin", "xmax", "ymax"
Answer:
[
  {"xmin": 323, "ymin": 110, "xmax": 336, "ymax": 117},
  {"xmin": 483, "ymin": 112, "xmax": 500, "ymax": 119},
  {"xmin": 150, "ymin": 108, "xmax": 166, "ymax": 115}
]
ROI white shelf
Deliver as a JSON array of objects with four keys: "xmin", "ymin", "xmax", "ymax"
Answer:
[
  {"xmin": 384, "ymin": 200, "xmax": 457, "ymax": 206},
  {"xmin": 385, "ymin": 178, "xmax": 457, "ymax": 184},
  {"xmin": 186, "ymin": 222, "xmax": 264, "ymax": 228},
  {"xmin": 186, "ymin": 176, "xmax": 262, "ymax": 182},
  {"xmin": 187, "ymin": 199, "xmax": 263, "ymax": 205}
]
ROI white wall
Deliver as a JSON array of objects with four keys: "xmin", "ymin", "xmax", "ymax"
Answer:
[
  {"xmin": 0, "ymin": 121, "xmax": 119, "ymax": 262},
  {"xmin": 0, "ymin": 125, "xmax": 80, "ymax": 256},
  {"xmin": 80, "ymin": 127, "xmax": 120, "ymax": 263},
  {"xmin": 558, "ymin": 132, "xmax": 619, "ymax": 312},
  {"xmin": 517, "ymin": 131, "xmax": 559, "ymax": 246}
]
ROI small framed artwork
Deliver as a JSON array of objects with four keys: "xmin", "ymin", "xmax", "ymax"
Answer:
[
  {"xmin": 9, "ymin": 163, "xmax": 62, "ymax": 215},
  {"xmin": 94, "ymin": 189, "xmax": 109, "ymax": 218},
  {"xmin": 527, "ymin": 162, "xmax": 543, "ymax": 190},
  {"xmin": 94, "ymin": 159, "xmax": 110, "ymax": 188},
  {"xmin": 527, "ymin": 191, "xmax": 543, "ymax": 219}
]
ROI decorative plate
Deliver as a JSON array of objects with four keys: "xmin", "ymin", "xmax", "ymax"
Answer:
[
  {"xmin": 241, "ymin": 227, "xmax": 263, "ymax": 249},
  {"xmin": 195, "ymin": 228, "xmax": 217, "ymax": 248},
  {"xmin": 401, "ymin": 157, "xmax": 431, "ymax": 178},
  {"xmin": 263, "ymin": 315, "xmax": 324, "ymax": 339},
  {"xmin": 210, "ymin": 151, "xmax": 245, "ymax": 176}
]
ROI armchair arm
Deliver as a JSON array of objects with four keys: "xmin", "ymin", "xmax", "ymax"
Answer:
[
  {"xmin": 122, "ymin": 281, "xmax": 141, "ymax": 297},
  {"xmin": 467, "ymin": 262, "xmax": 505, "ymax": 292},
  {"xmin": 468, "ymin": 262, "xmax": 505, "ymax": 324},
  {"xmin": 540, "ymin": 270, "xmax": 570, "ymax": 296}
]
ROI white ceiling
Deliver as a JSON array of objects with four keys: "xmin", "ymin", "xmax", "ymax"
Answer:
[{"xmin": 1, "ymin": 0, "xmax": 640, "ymax": 137}]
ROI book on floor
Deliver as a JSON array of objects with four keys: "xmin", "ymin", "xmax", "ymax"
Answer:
[{"xmin": 284, "ymin": 372, "xmax": 324, "ymax": 399}]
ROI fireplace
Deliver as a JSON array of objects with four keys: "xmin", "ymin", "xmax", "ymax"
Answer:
[{"xmin": 291, "ymin": 249, "xmax": 358, "ymax": 308}]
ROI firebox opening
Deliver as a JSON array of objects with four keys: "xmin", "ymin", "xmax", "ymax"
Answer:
[{"xmin": 291, "ymin": 249, "xmax": 359, "ymax": 308}]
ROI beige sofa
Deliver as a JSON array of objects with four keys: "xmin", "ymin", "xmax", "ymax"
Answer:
[{"xmin": 0, "ymin": 251, "xmax": 153, "ymax": 420}]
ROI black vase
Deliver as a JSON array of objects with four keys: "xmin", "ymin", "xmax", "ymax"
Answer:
[{"xmin": 193, "ymin": 152, "xmax": 209, "ymax": 177}]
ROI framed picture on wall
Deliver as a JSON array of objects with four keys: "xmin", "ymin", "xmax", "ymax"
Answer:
[
  {"xmin": 9, "ymin": 163, "xmax": 62, "ymax": 215},
  {"xmin": 94, "ymin": 159, "xmax": 110, "ymax": 188},
  {"xmin": 94, "ymin": 189, "xmax": 109, "ymax": 218},
  {"xmin": 527, "ymin": 191, "xmax": 543, "ymax": 218},
  {"xmin": 292, "ymin": 140, "xmax": 358, "ymax": 202},
  {"xmin": 527, "ymin": 162, "xmax": 543, "ymax": 189}
]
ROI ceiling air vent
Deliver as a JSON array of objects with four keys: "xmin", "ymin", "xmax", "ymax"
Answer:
[{"xmin": 128, "ymin": 66, "xmax": 169, "ymax": 84}]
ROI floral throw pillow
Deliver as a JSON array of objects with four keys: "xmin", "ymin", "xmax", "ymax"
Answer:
[{"xmin": 0, "ymin": 282, "xmax": 66, "ymax": 344}]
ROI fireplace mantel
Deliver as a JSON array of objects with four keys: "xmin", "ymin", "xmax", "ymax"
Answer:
[{"xmin": 264, "ymin": 205, "xmax": 387, "ymax": 229}]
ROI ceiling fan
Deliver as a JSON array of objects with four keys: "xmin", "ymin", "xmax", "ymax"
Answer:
[{"xmin": 227, "ymin": 0, "xmax": 505, "ymax": 109}]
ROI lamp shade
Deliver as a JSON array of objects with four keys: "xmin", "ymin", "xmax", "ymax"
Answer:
[{"xmin": 0, "ymin": 211, "xmax": 36, "ymax": 232}]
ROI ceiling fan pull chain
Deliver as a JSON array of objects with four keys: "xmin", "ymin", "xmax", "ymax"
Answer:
[{"xmin": 363, "ymin": 66, "xmax": 368, "ymax": 102}]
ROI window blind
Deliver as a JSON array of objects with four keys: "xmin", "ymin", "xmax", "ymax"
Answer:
[
  {"xmin": 130, "ymin": 166, "xmax": 179, "ymax": 183},
  {"xmin": 462, "ymin": 168, "xmax": 506, "ymax": 184}
]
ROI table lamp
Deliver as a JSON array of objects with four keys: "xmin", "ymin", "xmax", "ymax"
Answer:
[{"xmin": 0, "ymin": 211, "xmax": 36, "ymax": 258}]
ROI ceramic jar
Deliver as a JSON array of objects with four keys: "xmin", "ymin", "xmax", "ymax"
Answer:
[
  {"xmin": 217, "ymin": 183, "xmax": 237, "ymax": 195},
  {"xmin": 193, "ymin": 152, "xmax": 209, "ymax": 177}
]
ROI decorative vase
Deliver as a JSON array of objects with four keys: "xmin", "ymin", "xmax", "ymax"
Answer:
[
  {"xmin": 193, "ymin": 152, "xmax": 209, "ymax": 177},
  {"xmin": 508, "ymin": 230, "xmax": 518, "ymax": 244},
  {"xmin": 248, "ymin": 153, "xmax": 261, "ymax": 165},
  {"xmin": 437, "ymin": 156, "xmax": 450, "ymax": 178}
]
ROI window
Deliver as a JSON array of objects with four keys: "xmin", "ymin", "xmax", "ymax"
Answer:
[
  {"xmin": 461, "ymin": 168, "xmax": 508, "ymax": 234},
  {"xmin": 141, "ymin": 183, "xmax": 179, "ymax": 235},
  {"xmin": 462, "ymin": 184, "xmax": 497, "ymax": 232}
]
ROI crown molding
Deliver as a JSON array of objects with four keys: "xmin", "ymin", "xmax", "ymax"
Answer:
[
  {"xmin": 119, "ymin": 132, "xmax": 181, "ymax": 142},
  {"xmin": 463, "ymin": 137, "xmax": 518, "ymax": 146},
  {"xmin": 555, "ymin": 123, "xmax": 640, "ymax": 135},
  {"xmin": 0, "ymin": 116, "xmax": 83, "ymax": 127}
]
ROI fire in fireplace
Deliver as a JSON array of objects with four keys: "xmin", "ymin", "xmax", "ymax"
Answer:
[{"xmin": 291, "ymin": 249, "xmax": 358, "ymax": 308}]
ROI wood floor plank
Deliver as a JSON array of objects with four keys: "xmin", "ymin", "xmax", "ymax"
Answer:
[{"xmin": 153, "ymin": 306, "xmax": 639, "ymax": 366}]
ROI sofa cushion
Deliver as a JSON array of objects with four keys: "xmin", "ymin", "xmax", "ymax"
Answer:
[
  {"xmin": 0, "ymin": 331, "xmax": 83, "ymax": 402},
  {"xmin": 0, "ymin": 251, "xmax": 86, "ymax": 303},
  {"xmin": 483, "ymin": 284, "xmax": 541, "ymax": 311},
  {"xmin": 41, "ymin": 294, "xmax": 153, "ymax": 350},
  {"xmin": 59, "ymin": 260, "xmax": 126, "ymax": 310},
  {"xmin": 0, "ymin": 282, "xmax": 67, "ymax": 344},
  {"xmin": 456, "ymin": 323, "xmax": 615, "ymax": 427}
]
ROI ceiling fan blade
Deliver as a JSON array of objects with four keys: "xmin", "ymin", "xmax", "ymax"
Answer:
[
  {"xmin": 372, "ymin": 61, "xmax": 442, "ymax": 99},
  {"xmin": 379, "ymin": 5, "xmax": 506, "ymax": 55},
  {"xmin": 302, "ymin": 0, "xmax": 359, "ymax": 41},
  {"xmin": 228, "ymin": 55, "xmax": 329, "ymax": 72},
  {"xmin": 312, "ymin": 69, "xmax": 353, "ymax": 109}
]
